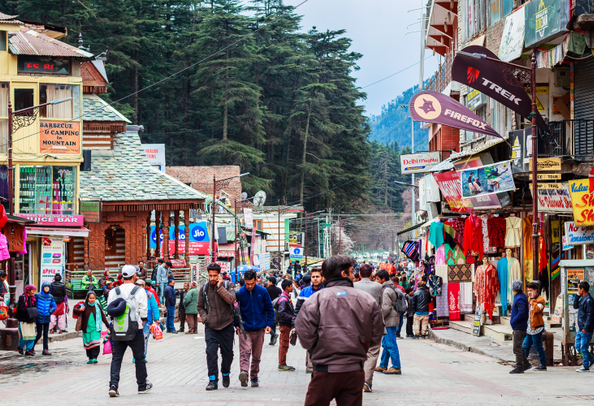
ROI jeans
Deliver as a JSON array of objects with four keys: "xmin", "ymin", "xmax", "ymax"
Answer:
[
  {"xmin": 575, "ymin": 330, "xmax": 594, "ymax": 369},
  {"xmin": 34, "ymin": 322, "xmax": 50, "ymax": 351},
  {"xmin": 396, "ymin": 312, "xmax": 404, "ymax": 336},
  {"xmin": 379, "ymin": 326, "xmax": 401, "ymax": 370},
  {"xmin": 166, "ymin": 306, "xmax": 176, "ymax": 332},
  {"xmin": 205, "ymin": 325, "xmax": 234, "ymax": 382},
  {"xmin": 523, "ymin": 331, "xmax": 547, "ymax": 367},
  {"xmin": 143, "ymin": 322, "xmax": 151, "ymax": 358},
  {"xmin": 158, "ymin": 283, "xmax": 166, "ymax": 304},
  {"xmin": 109, "ymin": 329, "xmax": 148, "ymax": 389}
]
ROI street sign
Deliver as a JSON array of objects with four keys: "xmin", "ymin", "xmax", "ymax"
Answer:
[
  {"xmin": 289, "ymin": 246, "xmax": 303, "ymax": 261},
  {"xmin": 528, "ymin": 158, "xmax": 562, "ymax": 171},
  {"xmin": 528, "ymin": 173, "xmax": 561, "ymax": 180}
]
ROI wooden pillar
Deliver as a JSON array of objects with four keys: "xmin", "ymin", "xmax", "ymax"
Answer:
[
  {"xmin": 174, "ymin": 210, "xmax": 180, "ymax": 259},
  {"xmin": 146, "ymin": 213, "xmax": 151, "ymax": 260},
  {"xmin": 155, "ymin": 211, "xmax": 161, "ymax": 258},
  {"xmin": 84, "ymin": 235, "xmax": 89, "ymax": 267},
  {"xmin": 184, "ymin": 209, "xmax": 190, "ymax": 265},
  {"xmin": 163, "ymin": 210, "xmax": 170, "ymax": 260}
]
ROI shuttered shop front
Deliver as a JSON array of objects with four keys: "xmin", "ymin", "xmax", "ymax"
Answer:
[{"xmin": 574, "ymin": 58, "xmax": 594, "ymax": 155}]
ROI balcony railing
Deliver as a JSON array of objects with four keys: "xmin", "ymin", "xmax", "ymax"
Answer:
[
  {"xmin": 427, "ymin": 52, "xmax": 453, "ymax": 94},
  {"xmin": 541, "ymin": 119, "xmax": 594, "ymax": 158}
]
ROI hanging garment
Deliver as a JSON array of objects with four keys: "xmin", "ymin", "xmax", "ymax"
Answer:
[
  {"xmin": 3, "ymin": 223, "xmax": 25, "ymax": 253},
  {"xmin": 473, "ymin": 264, "xmax": 499, "ymax": 320},
  {"xmin": 428, "ymin": 274, "xmax": 443, "ymax": 297},
  {"xmin": 401, "ymin": 240, "xmax": 420, "ymax": 262},
  {"xmin": 436, "ymin": 283, "xmax": 449, "ymax": 318},
  {"xmin": 497, "ymin": 256, "xmax": 509, "ymax": 317},
  {"xmin": 523, "ymin": 216, "xmax": 533, "ymax": 260},
  {"xmin": 0, "ymin": 234, "xmax": 9, "ymax": 261},
  {"xmin": 487, "ymin": 216, "xmax": 506, "ymax": 248},
  {"xmin": 454, "ymin": 245, "xmax": 467, "ymax": 264},
  {"xmin": 435, "ymin": 245, "xmax": 446, "ymax": 265},
  {"xmin": 454, "ymin": 217, "xmax": 466, "ymax": 248},
  {"xmin": 505, "ymin": 216, "xmax": 522, "ymax": 248},
  {"xmin": 435, "ymin": 265, "xmax": 448, "ymax": 280},
  {"xmin": 444, "ymin": 220, "xmax": 456, "ymax": 244},
  {"xmin": 463, "ymin": 214, "xmax": 484, "ymax": 260},
  {"xmin": 448, "ymin": 282, "xmax": 461, "ymax": 321},
  {"xmin": 480, "ymin": 214, "xmax": 497, "ymax": 254},
  {"xmin": 508, "ymin": 256, "xmax": 521, "ymax": 283},
  {"xmin": 539, "ymin": 236, "xmax": 549, "ymax": 296},
  {"xmin": 429, "ymin": 222, "xmax": 444, "ymax": 250},
  {"xmin": 445, "ymin": 244, "xmax": 456, "ymax": 265},
  {"xmin": 460, "ymin": 282, "xmax": 474, "ymax": 313}
]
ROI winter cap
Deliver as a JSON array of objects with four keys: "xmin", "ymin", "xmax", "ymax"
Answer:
[
  {"xmin": 512, "ymin": 280, "xmax": 523, "ymax": 293},
  {"xmin": 191, "ymin": 281, "xmax": 197, "ymax": 287},
  {"xmin": 25, "ymin": 284, "xmax": 36, "ymax": 291},
  {"xmin": 121, "ymin": 265, "xmax": 137, "ymax": 278},
  {"xmin": 106, "ymin": 297, "xmax": 127, "ymax": 317}
]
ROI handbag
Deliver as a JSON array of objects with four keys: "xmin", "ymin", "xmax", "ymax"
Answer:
[
  {"xmin": 75, "ymin": 315, "xmax": 83, "ymax": 332},
  {"xmin": 289, "ymin": 330, "xmax": 297, "ymax": 346},
  {"xmin": 0, "ymin": 306, "xmax": 8, "ymax": 321},
  {"xmin": 26, "ymin": 306, "xmax": 39, "ymax": 320},
  {"xmin": 102, "ymin": 331, "xmax": 112, "ymax": 355}
]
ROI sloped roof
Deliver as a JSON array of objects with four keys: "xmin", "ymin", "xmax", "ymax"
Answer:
[
  {"xmin": 0, "ymin": 12, "xmax": 20, "ymax": 23},
  {"xmin": 82, "ymin": 94, "xmax": 131, "ymax": 123},
  {"xmin": 79, "ymin": 128, "xmax": 206, "ymax": 202},
  {"xmin": 9, "ymin": 29, "xmax": 93, "ymax": 58}
]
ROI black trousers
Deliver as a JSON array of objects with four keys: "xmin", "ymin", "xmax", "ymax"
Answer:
[
  {"xmin": 109, "ymin": 329, "xmax": 148, "ymax": 389},
  {"xmin": 270, "ymin": 322, "xmax": 278, "ymax": 343},
  {"xmin": 35, "ymin": 322, "xmax": 50, "ymax": 351},
  {"xmin": 406, "ymin": 316, "xmax": 414, "ymax": 337},
  {"xmin": 179, "ymin": 308, "xmax": 186, "ymax": 331},
  {"xmin": 86, "ymin": 346, "xmax": 100, "ymax": 360},
  {"xmin": 205, "ymin": 324, "xmax": 234, "ymax": 382},
  {"xmin": 513, "ymin": 330, "xmax": 530, "ymax": 369}
]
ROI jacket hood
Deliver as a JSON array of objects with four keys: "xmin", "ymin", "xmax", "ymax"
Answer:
[
  {"xmin": 41, "ymin": 282, "xmax": 52, "ymax": 294},
  {"xmin": 325, "ymin": 277, "xmax": 354, "ymax": 288}
]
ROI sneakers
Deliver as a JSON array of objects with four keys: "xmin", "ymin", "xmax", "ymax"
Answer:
[
  {"xmin": 42, "ymin": 350, "xmax": 51, "ymax": 356},
  {"xmin": 138, "ymin": 382, "xmax": 153, "ymax": 394},
  {"xmin": 185, "ymin": 331, "xmax": 193, "ymax": 334},
  {"xmin": 25, "ymin": 350, "xmax": 35, "ymax": 356},
  {"xmin": 109, "ymin": 386, "xmax": 119, "ymax": 397},
  {"xmin": 17, "ymin": 347, "xmax": 23, "ymax": 355},
  {"xmin": 523, "ymin": 364, "xmax": 532, "ymax": 371},
  {"xmin": 278, "ymin": 365, "xmax": 295, "ymax": 371},
  {"xmin": 576, "ymin": 367, "xmax": 590, "ymax": 372},
  {"xmin": 239, "ymin": 370, "xmax": 249, "ymax": 387},
  {"xmin": 534, "ymin": 365, "xmax": 547, "ymax": 371},
  {"xmin": 251, "ymin": 379, "xmax": 259, "ymax": 387},
  {"xmin": 384, "ymin": 367, "xmax": 402, "ymax": 375},
  {"xmin": 222, "ymin": 374, "xmax": 230, "ymax": 388},
  {"xmin": 270, "ymin": 336, "xmax": 278, "ymax": 346},
  {"xmin": 374, "ymin": 366, "xmax": 386, "ymax": 373},
  {"xmin": 206, "ymin": 381, "xmax": 218, "ymax": 391},
  {"xmin": 305, "ymin": 366, "xmax": 313, "ymax": 374},
  {"xmin": 167, "ymin": 330, "xmax": 178, "ymax": 334},
  {"xmin": 363, "ymin": 382, "xmax": 372, "ymax": 393},
  {"xmin": 87, "ymin": 359, "xmax": 94, "ymax": 364},
  {"xmin": 509, "ymin": 368, "xmax": 524, "ymax": 374},
  {"xmin": 413, "ymin": 335, "xmax": 419, "ymax": 339},
  {"xmin": 93, "ymin": 359, "xmax": 98, "ymax": 364}
]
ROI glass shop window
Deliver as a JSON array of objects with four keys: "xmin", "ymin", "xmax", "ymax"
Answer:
[{"xmin": 19, "ymin": 165, "xmax": 76, "ymax": 215}]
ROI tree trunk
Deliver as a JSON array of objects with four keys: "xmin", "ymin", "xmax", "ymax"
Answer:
[
  {"xmin": 223, "ymin": 49, "xmax": 229, "ymax": 141},
  {"xmin": 300, "ymin": 100, "xmax": 313, "ymax": 206}
]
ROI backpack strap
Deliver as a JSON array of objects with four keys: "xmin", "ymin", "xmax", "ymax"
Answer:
[{"xmin": 202, "ymin": 283, "xmax": 210, "ymax": 313}]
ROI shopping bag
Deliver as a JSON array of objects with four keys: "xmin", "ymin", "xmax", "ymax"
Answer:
[
  {"xmin": 150, "ymin": 323, "xmax": 163, "ymax": 340},
  {"xmin": 0, "ymin": 306, "xmax": 8, "ymax": 321},
  {"xmin": 102, "ymin": 330, "xmax": 112, "ymax": 355}
]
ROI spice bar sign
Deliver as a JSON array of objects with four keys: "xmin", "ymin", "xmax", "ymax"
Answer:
[
  {"xmin": 564, "ymin": 222, "xmax": 594, "ymax": 246},
  {"xmin": 401, "ymin": 152, "xmax": 441, "ymax": 174},
  {"xmin": 40, "ymin": 120, "xmax": 81, "ymax": 155},
  {"xmin": 568, "ymin": 179, "xmax": 594, "ymax": 227},
  {"xmin": 16, "ymin": 214, "xmax": 84, "ymax": 227}
]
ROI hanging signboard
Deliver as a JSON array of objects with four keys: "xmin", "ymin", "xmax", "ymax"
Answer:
[
  {"xmin": 400, "ymin": 152, "xmax": 441, "ymax": 174},
  {"xmin": 142, "ymin": 144, "xmax": 166, "ymax": 172},
  {"xmin": 40, "ymin": 121, "xmax": 81, "ymax": 155},
  {"xmin": 460, "ymin": 161, "xmax": 515, "ymax": 199},
  {"xmin": 40, "ymin": 236, "xmax": 64, "ymax": 285},
  {"xmin": 243, "ymin": 208, "xmax": 253, "ymax": 229},
  {"xmin": 524, "ymin": 0, "xmax": 570, "ymax": 48},
  {"xmin": 528, "ymin": 173, "xmax": 562, "ymax": 181},
  {"xmin": 80, "ymin": 201, "xmax": 101, "ymax": 223},
  {"xmin": 530, "ymin": 182, "xmax": 573, "ymax": 213},
  {"xmin": 498, "ymin": 6, "xmax": 525, "ymax": 62},
  {"xmin": 528, "ymin": 158, "xmax": 562, "ymax": 171},
  {"xmin": 568, "ymin": 179, "xmax": 594, "ymax": 227},
  {"xmin": 564, "ymin": 222, "xmax": 594, "ymax": 246},
  {"xmin": 466, "ymin": 88, "xmax": 486, "ymax": 111},
  {"xmin": 290, "ymin": 246, "xmax": 303, "ymax": 261},
  {"xmin": 433, "ymin": 171, "xmax": 502, "ymax": 212}
]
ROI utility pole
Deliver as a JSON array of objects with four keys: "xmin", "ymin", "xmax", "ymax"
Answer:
[
  {"xmin": 304, "ymin": 211, "xmax": 308, "ymax": 269},
  {"xmin": 338, "ymin": 212, "xmax": 342, "ymax": 255},
  {"xmin": 412, "ymin": 11, "xmax": 426, "ymax": 228},
  {"xmin": 278, "ymin": 199, "xmax": 281, "ymax": 270}
]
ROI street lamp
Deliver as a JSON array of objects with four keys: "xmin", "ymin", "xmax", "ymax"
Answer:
[
  {"xmin": 394, "ymin": 180, "xmax": 420, "ymax": 189},
  {"xmin": 457, "ymin": 50, "xmax": 540, "ymax": 281},
  {"xmin": 211, "ymin": 172, "xmax": 249, "ymax": 263}
]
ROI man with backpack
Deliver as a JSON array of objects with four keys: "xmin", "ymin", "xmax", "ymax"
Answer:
[
  {"xmin": 106, "ymin": 265, "xmax": 151, "ymax": 397},
  {"xmin": 374, "ymin": 270, "xmax": 403, "ymax": 375},
  {"xmin": 235, "ymin": 270, "xmax": 275, "ymax": 388},
  {"xmin": 197, "ymin": 263, "xmax": 236, "ymax": 391},
  {"xmin": 277, "ymin": 279, "xmax": 296, "ymax": 372},
  {"xmin": 412, "ymin": 282, "xmax": 432, "ymax": 339}
]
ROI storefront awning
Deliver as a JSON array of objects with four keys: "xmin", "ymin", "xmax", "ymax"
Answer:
[
  {"xmin": 396, "ymin": 221, "xmax": 428, "ymax": 236},
  {"xmin": 26, "ymin": 226, "xmax": 90, "ymax": 238}
]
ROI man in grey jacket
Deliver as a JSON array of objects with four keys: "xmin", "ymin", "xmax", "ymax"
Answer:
[
  {"xmin": 295, "ymin": 256, "xmax": 383, "ymax": 406},
  {"xmin": 354, "ymin": 264, "xmax": 383, "ymax": 393},
  {"xmin": 374, "ymin": 270, "xmax": 402, "ymax": 375}
]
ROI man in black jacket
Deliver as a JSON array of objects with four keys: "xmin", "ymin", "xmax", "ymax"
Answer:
[
  {"xmin": 277, "ymin": 279, "xmax": 295, "ymax": 371},
  {"xmin": 178, "ymin": 282, "xmax": 189, "ymax": 332},
  {"xmin": 412, "ymin": 282, "xmax": 431, "ymax": 339},
  {"xmin": 49, "ymin": 274, "xmax": 67, "ymax": 334},
  {"xmin": 266, "ymin": 277, "xmax": 282, "ymax": 345},
  {"xmin": 574, "ymin": 281, "xmax": 594, "ymax": 372}
]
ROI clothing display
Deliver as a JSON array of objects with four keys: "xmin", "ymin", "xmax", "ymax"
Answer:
[
  {"xmin": 435, "ymin": 245, "xmax": 446, "ymax": 265},
  {"xmin": 454, "ymin": 217, "xmax": 466, "ymax": 248},
  {"xmin": 480, "ymin": 215, "xmax": 496, "ymax": 254},
  {"xmin": 496, "ymin": 256, "xmax": 509, "ymax": 317},
  {"xmin": 474, "ymin": 263, "xmax": 499, "ymax": 320},
  {"xmin": 463, "ymin": 214, "xmax": 484, "ymax": 260},
  {"xmin": 487, "ymin": 216, "xmax": 506, "ymax": 248},
  {"xmin": 402, "ymin": 240, "xmax": 420, "ymax": 263},
  {"xmin": 505, "ymin": 216, "xmax": 521, "ymax": 248},
  {"xmin": 459, "ymin": 282, "xmax": 473, "ymax": 313},
  {"xmin": 436, "ymin": 283, "xmax": 449, "ymax": 318},
  {"xmin": 3, "ymin": 223, "xmax": 25, "ymax": 252},
  {"xmin": 428, "ymin": 274, "xmax": 443, "ymax": 297},
  {"xmin": 448, "ymin": 282, "xmax": 461, "ymax": 321},
  {"xmin": 454, "ymin": 246, "xmax": 466, "ymax": 264},
  {"xmin": 445, "ymin": 244, "xmax": 456, "ymax": 265},
  {"xmin": 428, "ymin": 222, "xmax": 444, "ymax": 249},
  {"xmin": 523, "ymin": 216, "xmax": 533, "ymax": 261},
  {"xmin": 435, "ymin": 265, "xmax": 448, "ymax": 280},
  {"xmin": 447, "ymin": 264, "xmax": 473, "ymax": 283}
]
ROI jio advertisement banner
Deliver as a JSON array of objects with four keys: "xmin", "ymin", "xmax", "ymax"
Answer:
[{"xmin": 150, "ymin": 222, "xmax": 213, "ymax": 255}]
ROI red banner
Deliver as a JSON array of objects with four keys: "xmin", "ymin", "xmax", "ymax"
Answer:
[
  {"xmin": 448, "ymin": 282, "xmax": 461, "ymax": 321},
  {"xmin": 162, "ymin": 241, "xmax": 212, "ymax": 255}
]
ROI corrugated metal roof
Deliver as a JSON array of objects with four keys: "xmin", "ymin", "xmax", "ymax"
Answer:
[
  {"xmin": 0, "ymin": 12, "xmax": 20, "ymax": 23},
  {"xmin": 9, "ymin": 29, "xmax": 93, "ymax": 58}
]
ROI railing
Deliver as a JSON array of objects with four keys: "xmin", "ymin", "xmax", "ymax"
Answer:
[
  {"xmin": 544, "ymin": 119, "xmax": 594, "ymax": 157},
  {"xmin": 427, "ymin": 52, "xmax": 453, "ymax": 93}
]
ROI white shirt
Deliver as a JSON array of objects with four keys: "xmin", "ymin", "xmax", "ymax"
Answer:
[{"xmin": 107, "ymin": 283, "xmax": 148, "ymax": 329}]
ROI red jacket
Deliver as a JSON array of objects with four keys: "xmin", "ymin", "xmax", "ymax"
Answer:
[{"xmin": 148, "ymin": 286, "xmax": 160, "ymax": 305}]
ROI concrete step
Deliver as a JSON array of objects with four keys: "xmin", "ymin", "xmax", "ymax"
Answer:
[
  {"xmin": 500, "ymin": 316, "xmax": 511, "ymax": 328},
  {"xmin": 449, "ymin": 320, "xmax": 473, "ymax": 335},
  {"xmin": 483, "ymin": 323, "xmax": 512, "ymax": 341}
]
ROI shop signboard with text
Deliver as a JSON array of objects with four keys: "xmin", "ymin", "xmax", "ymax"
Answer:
[
  {"xmin": 400, "ymin": 152, "xmax": 441, "ymax": 174},
  {"xmin": 40, "ymin": 236, "xmax": 64, "ymax": 284},
  {"xmin": 40, "ymin": 120, "xmax": 81, "ymax": 155},
  {"xmin": 564, "ymin": 222, "xmax": 594, "ymax": 246},
  {"xmin": 568, "ymin": 179, "xmax": 594, "ymax": 227},
  {"xmin": 16, "ymin": 214, "xmax": 84, "ymax": 226},
  {"xmin": 433, "ymin": 171, "xmax": 501, "ymax": 213},
  {"xmin": 530, "ymin": 182, "xmax": 573, "ymax": 213}
]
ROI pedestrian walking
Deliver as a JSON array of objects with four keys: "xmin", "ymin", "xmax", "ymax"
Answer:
[
  {"xmin": 296, "ymin": 256, "xmax": 383, "ymax": 406},
  {"xmin": 106, "ymin": 265, "xmax": 151, "ymax": 397},
  {"xmin": 265, "ymin": 276, "xmax": 282, "ymax": 345},
  {"xmin": 404, "ymin": 288, "xmax": 414, "ymax": 337},
  {"xmin": 49, "ymin": 274, "xmax": 68, "ymax": 334},
  {"xmin": 509, "ymin": 280, "xmax": 530, "ymax": 374},
  {"xmin": 374, "ymin": 270, "xmax": 402, "ymax": 375},
  {"xmin": 34, "ymin": 282, "xmax": 56, "ymax": 355},
  {"xmin": 277, "ymin": 279, "xmax": 296, "ymax": 372},
  {"xmin": 74, "ymin": 291, "xmax": 109, "ymax": 364},
  {"xmin": 178, "ymin": 282, "xmax": 189, "ymax": 332},
  {"xmin": 197, "ymin": 263, "xmax": 236, "ymax": 391},
  {"xmin": 412, "ymin": 282, "xmax": 431, "ymax": 338},
  {"xmin": 137, "ymin": 279, "xmax": 160, "ymax": 362},
  {"xmin": 147, "ymin": 280, "xmax": 160, "ymax": 306},
  {"xmin": 523, "ymin": 282, "xmax": 547, "ymax": 371},
  {"xmin": 183, "ymin": 281, "xmax": 199, "ymax": 334},
  {"xmin": 156, "ymin": 259, "xmax": 168, "ymax": 303},
  {"xmin": 294, "ymin": 268, "xmax": 324, "ymax": 373},
  {"xmin": 235, "ymin": 270, "xmax": 275, "ymax": 388},
  {"xmin": 574, "ymin": 281, "xmax": 594, "ymax": 372},
  {"xmin": 393, "ymin": 276, "xmax": 405, "ymax": 338},
  {"xmin": 0, "ymin": 271, "xmax": 8, "ymax": 327},
  {"xmin": 164, "ymin": 279, "xmax": 178, "ymax": 333},
  {"xmin": 353, "ymin": 264, "xmax": 383, "ymax": 392},
  {"xmin": 16, "ymin": 285, "xmax": 38, "ymax": 356}
]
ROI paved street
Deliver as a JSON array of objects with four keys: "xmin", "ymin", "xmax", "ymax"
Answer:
[{"xmin": 1, "ymin": 324, "xmax": 594, "ymax": 406}]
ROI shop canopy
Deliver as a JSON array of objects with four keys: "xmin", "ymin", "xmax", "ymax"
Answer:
[
  {"xmin": 26, "ymin": 226, "xmax": 90, "ymax": 238},
  {"xmin": 396, "ymin": 221, "xmax": 429, "ymax": 236}
]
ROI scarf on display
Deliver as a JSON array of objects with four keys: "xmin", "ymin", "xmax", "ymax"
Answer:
[
  {"xmin": 402, "ymin": 240, "xmax": 420, "ymax": 262},
  {"xmin": 448, "ymin": 282, "xmax": 460, "ymax": 321},
  {"xmin": 497, "ymin": 256, "xmax": 509, "ymax": 317}
]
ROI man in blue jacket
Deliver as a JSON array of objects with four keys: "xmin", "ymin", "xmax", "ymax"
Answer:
[
  {"xmin": 34, "ymin": 282, "xmax": 57, "ymax": 355},
  {"xmin": 574, "ymin": 281, "xmax": 594, "ymax": 372},
  {"xmin": 164, "ymin": 278, "xmax": 178, "ymax": 334},
  {"xmin": 235, "ymin": 270, "xmax": 274, "ymax": 388},
  {"xmin": 509, "ymin": 280, "xmax": 530, "ymax": 374}
]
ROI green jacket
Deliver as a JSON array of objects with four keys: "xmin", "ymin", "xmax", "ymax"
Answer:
[
  {"xmin": 81, "ymin": 275, "xmax": 98, "ymax": 289},
  {"xmin": 183, "ymin": 286, "xmax": 199, "ymax": 315}
]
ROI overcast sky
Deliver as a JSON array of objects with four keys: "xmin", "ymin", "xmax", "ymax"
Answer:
[{"xmin": 284, "ymin": 0, "xmax": 439, "ymax": 117}]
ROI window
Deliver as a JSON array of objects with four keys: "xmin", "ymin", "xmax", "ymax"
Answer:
[
  {"xmin": 254, "ymin": 219, "xmax": 263, "ymax": 231},
  {"xmin": 40, "ymin": 84, "xmax": 81, "ymax": 119},
  {"xmin": 14, "ymin": 88, "xmax": 34, "ymax": 111},
  {"xmin": 18, "ymin": 56, "xmax": 70, "ymax": 74},
  {"xmin": 0, "ymin": 31, "xmax": 6, "ymax": 51},
  {"xmin": 19, "ymin": 165, "xmax": 76, "ymax": 215}
]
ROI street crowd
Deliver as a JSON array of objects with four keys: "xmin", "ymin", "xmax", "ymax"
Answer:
[{"xmin": 2, "ymin": 253, "xmax": 594, "ymax": 406}]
